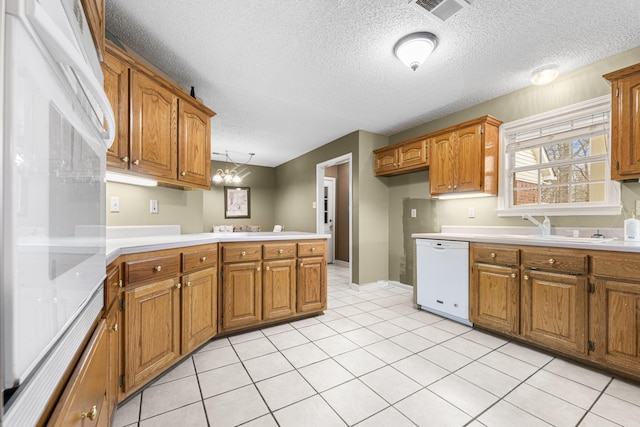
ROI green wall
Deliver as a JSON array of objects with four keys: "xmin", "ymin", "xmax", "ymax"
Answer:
[{"xmin": 384, "ymin": 46, "xmax": 640, "ymax": 286}]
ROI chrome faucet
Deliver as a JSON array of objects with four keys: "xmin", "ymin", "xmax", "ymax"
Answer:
[{"xmin": 522, "ymin": 213, "xmax": 551, "ymax": 236}]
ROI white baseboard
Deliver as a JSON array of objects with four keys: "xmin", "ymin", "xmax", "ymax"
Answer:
[
  {"xmin": 331, "ymin": 260, "xmax": 350, "ymax": 268},
  {"xmin": 349, "ymin": 280, "xmax": 413, "ymax": 292}
]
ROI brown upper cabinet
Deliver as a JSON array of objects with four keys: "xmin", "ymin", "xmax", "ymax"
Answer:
[
  {"xmin": 373, "ymin": 136, "xmax": 428, "ymax": 176},
  {"xmin": 102, "ymin": 41, "xmax": 216, "ymax": 189},
  {"xmin": 429, "ymin": 116, "xmax": 501, "ymax": 196},
  {"xmin": 604, "ymin": 63, "xmax": 640, "ymax": 180}
]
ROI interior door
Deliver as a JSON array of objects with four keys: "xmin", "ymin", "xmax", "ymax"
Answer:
[{"xmin": 323, "ymin": 177, "xmax": 336, "ymax": 264}]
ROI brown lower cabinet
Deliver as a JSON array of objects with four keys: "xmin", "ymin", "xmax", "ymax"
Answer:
[{"xmin": 470, "ymin": 243, "xmax": 640, "ymax": 381}]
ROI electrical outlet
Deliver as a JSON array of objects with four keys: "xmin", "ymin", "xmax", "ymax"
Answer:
[
  {"xmin": 110, "ymin": 196, "xmax": 120, "ymax": 213},
  {"xmin": 150, "ymin": 199, "xmax": 159, "ymax": 214},
  {"xmin": 410, "ymin": 208, "xmax": 417, "ymax": 218}
]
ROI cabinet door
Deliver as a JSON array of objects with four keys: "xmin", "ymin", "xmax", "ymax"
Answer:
[
  {"xmin": 429, "ymin": 133, "xmax": 454, "ymax": 195},
  {"xmin": 130, "ymin": 70, "xmax": 177, "ymax": 179},
  {"xmin": 263, "ymin": 259, "xmax": 296, "ymax": 321},
  {"xmin": 610, "ymin": 70, "xmax": 640, "ymax": 179},
  {"xmin": 177, "ymin": 100, "xmax": 211, "ymax": 188},
  {"xmin": 182, "ymin": 267, "xmax": 217, "ymax": 353},
  {"xmin": 124, "ymin": 277, "xmax": 181, "ymax": 391},
  {"xmin": 297, "ymin": 256, "xmax": 327, "ymax": 313},
  {"xmin": 105, "ymin": 302, "xmax": 120, "ymax": 416},
  {"xmin": 521, "ymin": 269, "xmax": 587, "ymax": 354},
  {"xmin": 456, "ymin": 124, "xmax": 482, "ymax": 192},
  {"xmin": 398, "ymin": 138, "xmax": 427, "ymax": 171},
  {"xmin": 591, "ymin": 278, "xmax": 640, "ymax": 376},
  {"xmin": 470, "ymin": 263, "xmax": 519, "ymax": 335},
  {"xmin": 374, "ymin": 146, "xmax": 398, "ymax": 176},
  {"xmin": 222, "ymin": 262, "xmax": 262, "ymax": 330},
  {"xmin": 49, "ymin": 320, "xmax": 109, "ymax": 427},
  {"xmin": 102, "ymin": 49, "xmax": 129, "ymax": 170}
]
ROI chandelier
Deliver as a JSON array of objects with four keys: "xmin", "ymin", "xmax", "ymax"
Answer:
[{"xmin": 211, "ymin": 151, "xmax": 254, "ymax": 184}]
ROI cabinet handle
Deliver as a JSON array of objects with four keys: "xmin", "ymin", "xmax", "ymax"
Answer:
[
  {"xmin": 265, "ymin": 266, "xmax": 270, "ymax": 271},
  {"xmin": 548, "ymin": 258, "xmax": 556, "ymax": 265},
  {"xmin": 176, "ymin": 283, "xmax": 181, "ymax": 289},
  {"xmin": 109, "ymin": 323, "xmax": 118, "ymax": 332},
  {"xmin": 121, "ymin": 156, "xmax": 129, "ymax": 162},
  {"xmin": 181, "ymin": 171, "xmax": 186, "ymax": 176},
  {"xmin": 524, "ymin": 275, "xmax": 529, "ymax": 280},
  {"xmin": 118, "ymin": 279, "xmax": 123, "ymax": 288},
  {"xmin": 81, "ymin": 405, "xmax": 97, "ymax": 421},
  {"xmin": 154, "ymin": 265, "xmax": 162, "ymax": 272},
  {"xmin": 186, "ymin": 281, "xmax": 191, "ymax": 287},
  {"xmin": 200, "ymin": 256, "xmax": 207, "ymax": 262},
  {"xmin": 241, "ymin": 251, "xmax": 246, "ymax": 256},
  {"xmin": 490, "ymin": 252, "xmax": 496, "ymax": 258},
  {"xmin": 510, "ymin": 273, "xmax": 516, "ymax": 278},
  {"xmin": 278, "ymin": 249, "xmax": 283, "ymax": 254},
  {"xmin": 133, "ymin": 159, "xmax": 140, "ymax": 165}
]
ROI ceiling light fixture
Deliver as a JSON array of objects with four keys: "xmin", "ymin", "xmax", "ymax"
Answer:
[
  {"xmin": 394, "ymin": 32, "xmax": 438, "ymax": 71},
  {"xmin": 531, "ymin": 65, "xmax": 559, "ymax": 85},
  {"xmin": 212, "ymin": 151, "xmax": 254, "ymax": 184}
]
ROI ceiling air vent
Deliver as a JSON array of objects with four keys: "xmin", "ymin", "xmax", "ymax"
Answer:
[{"xmin": 408, "ymin": 0, "xmax": 471, "ymax": 22}]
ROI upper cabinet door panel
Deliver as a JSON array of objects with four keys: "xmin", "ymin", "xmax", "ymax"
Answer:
[
  {"xmin": 102, "ymin": 49, "xmax": 129, "ymax": 170},
  {"xmin": 178, "ymin": 100, "xmax": 211, "ymax": 188},
  {"xmin": 130, "ymin": 70, "xmax": 177, "ymax": 179},
  {"xmin": 429, "ymin": 133, "xmax": 454, "ymax": 194},
  {"xmin": 456, "ymin": 124, "xmax": 482, "ymax": 192},
  {"xmin": 609, "ymin": 68, "xmax": 640, "ymax": 179}
]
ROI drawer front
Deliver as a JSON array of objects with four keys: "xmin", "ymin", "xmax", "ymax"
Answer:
[
  {"xmin": 124, "ymin": 254, "xmax": 180, "ymax": 285},
  {"xmin": 591, "ymin": 252, "xmax": 640, "ymax": 280},
  {"xmin": 183, "ymin": 245, "xmax": 217, "ymax": 272},
  {"xmin": 298, "ymin": 241, "xmax": 326, "ymax": 257},
  {"xmin": 472, "ymin": 244, "xmax": 519, "ymax": 265},
  {"xmin": 222, "ymin": 243, "xmax": 262, "ymax": 262},
  {"xmin": 522, "ymin": 249, "xmax": 587, "ymax": 274},
  {"xmin": 263, "ymin": 242, "xmax": 296, "ymax": 260}
]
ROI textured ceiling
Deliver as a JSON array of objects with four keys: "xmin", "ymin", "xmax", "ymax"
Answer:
[{"xmin": 105, "ymin": 0, "xmax": 640, "ymax": 167}]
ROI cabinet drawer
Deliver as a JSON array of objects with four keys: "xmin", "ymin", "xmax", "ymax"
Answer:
[
  {"xmin": 472, "ymin": 244, "xmax": 519, "ymax": 265},
  {"xmin": 522, "ymin": 249, "xmax": 587, "ymax": 274},
  {"xmin": 222, "ymin": 243, "xmax": 261, "ymax": 262},
  {"xmin": 263, "ymin": 242, "xmax": 296, "ymax": 259},
  {"xmin": 591, "ymin": 252, "xmax": 640, "ymax": 280},
  {"xmin": 298, "ymin": 241, "xmax": 326, "ymax": 257},
  {"xmin": 182, "ymin": 245, "xmax": 217, "ymax": 272},
  {"xmin": 124, "ymin": 254, "xmax": 181, "ymax": 285}
]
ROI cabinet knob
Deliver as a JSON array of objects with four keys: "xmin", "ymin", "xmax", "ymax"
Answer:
[
  {"xmin": 241, "ymin": 251, "xmax": 246, "ymax": 256},
  {"xmin": 510, "ymin": 273, "xmax": 516, "ymax": 278},
  {"xmin": 118, "ymin": 279, "xmax": 123, "ymax": 288},
  {"xmin": 154, "ymin": 265, "xmax": 162, "ymax": 272},
  {"xmin": 256, "ymin": 267, "xmax": 261, "ymax": 272},
  {"xmin": 186, "ymin": 281, "xmax": 191, "ymax": 287},
  {"xmin": 109, "ymin": 323, "xmax": 118, "ymax": 332},
  {"xmin": 490, "ymin": 252, "xmax": 496, "ymax": 258},
  {"xmin": 548, "ymin": 258, "xmax": 556, "ymax": 265},
  {"xmin": 181, "ymin": 171, "xmax": 186, "ymax": 176},
  {"xmin": 81, "ymin": 405, "xmax": 97, "ymax": 421},
  {"xmin": 121, "ymin": 156, "xmax": 129, "ymax": 162},
  {"xmin": 524, "ymin": 275, "xmax": 529, "ymax": 280},
  {"xmin": 448, "ymin": 185, "xmax": 452, "ymax": 189},
  {"xmin": 299, "ymin": 262, "xmax": 304, "ymax": 267},
  {"xmin": 265, "ymin": 265, "xmax": 270, "ymax": 271},
  {"xmin": 133, "ymin": 159, "xmax": 140, "ymax": 165},
  {"xmin": 278, "ymin": 249, "xmax": 283, "ymax": 254},
  {"xmin": 454, "ymin": 185, "xmax": 457, "ymax": 189},
  {"xmin": 311, "ymin": 247, "xmax": 316, "ymax": 252},
  {"xmin": 200, "ymin": 256, "xmax": 207, "ymax": 262},
  {"xmin": 176, "ymin": 283, "xmax": 181, "ymax": 289}
]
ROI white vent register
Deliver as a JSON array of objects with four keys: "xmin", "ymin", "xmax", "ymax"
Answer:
[{"xmin": 408, "ymin": 0, "xmax": 472, "ymax": 22}]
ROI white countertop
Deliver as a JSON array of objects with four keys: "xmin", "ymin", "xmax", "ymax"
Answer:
[
  {"xmin": 412, "ymin": 229, "xmax": 640, "ymax": 253},
  {"xmin": 107, "ymin": 231, "xmax": 331, "ymax": 264}
]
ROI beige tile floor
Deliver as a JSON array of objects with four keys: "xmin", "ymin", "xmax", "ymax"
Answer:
[{"xmin": 112, "ymin": 264, "xmax": 640, "ymax": 427}]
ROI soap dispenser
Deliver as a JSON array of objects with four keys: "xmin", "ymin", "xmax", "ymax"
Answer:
[{"xmin": 624, "ymin": 214, "xmax": 640, "ymax": 241}]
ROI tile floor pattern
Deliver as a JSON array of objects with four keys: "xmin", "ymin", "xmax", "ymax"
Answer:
[{"xmin": 113, "ymin": 264, "xmax": 640, "ymax": 427}]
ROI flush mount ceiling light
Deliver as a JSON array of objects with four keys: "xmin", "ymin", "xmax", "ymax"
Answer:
[
  {"xmin": 531, "ymin": 65, "xmax": 559, "ymax": 85},
  {"xmin": 394, "ymin": 32, "xmax": 438, "ymax": 71},
  {"xmin": 212, "ymin": 151, "xmax": 254, "ymax": 184}
]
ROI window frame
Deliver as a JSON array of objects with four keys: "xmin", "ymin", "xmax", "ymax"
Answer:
[{"xmin": 497, "ymin": 95, "xmax": 621, "ymax": 217}]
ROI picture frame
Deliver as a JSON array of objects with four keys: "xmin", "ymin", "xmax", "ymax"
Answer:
[{"xmin": 224, "ymin": 186, "xmax": 251, "ymax": 218}]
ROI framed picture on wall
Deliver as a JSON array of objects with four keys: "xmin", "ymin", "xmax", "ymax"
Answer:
[{"xmin": 224, "ymin": 186, "xmax": 251, "ymax": 218}]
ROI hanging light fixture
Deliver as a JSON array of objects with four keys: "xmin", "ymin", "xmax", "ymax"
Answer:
[
  {"xmin": 211, "ymin": 151, "xmax": 254, "ymax": 184},
  {"xmin": 394, "ymin": 32, "xmax": 438, "ymax": 71},
  {"xmin": 531, "ymin": 65, "xmax": 559, "ymax": 85}
]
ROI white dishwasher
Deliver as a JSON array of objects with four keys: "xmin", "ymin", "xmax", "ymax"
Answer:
[{"xmin": 416, "ymin": 239, "xmax": 472, "ymax": 326}]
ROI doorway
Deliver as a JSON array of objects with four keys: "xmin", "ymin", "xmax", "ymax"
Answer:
[{"xmin": 316, "ymin": 154, "xmax": 352, "ymax": 281}]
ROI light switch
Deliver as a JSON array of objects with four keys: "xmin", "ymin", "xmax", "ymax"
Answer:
[
  {"xmin": 110, "ymin": 196, "xmax": 120, "ymax": 213},
  {"xmin": 411, "ymin": 208, "xmax": 417, "ymax": 218},
  {"xmin": 468, "ymin": 207, "xmax": 475, "ymax": 218},
  {"xmin": 150, "ymin": 199, "xmax": 159, "ymax": 214}
]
